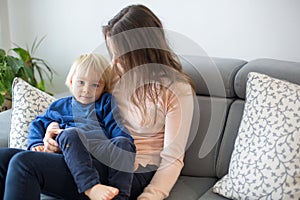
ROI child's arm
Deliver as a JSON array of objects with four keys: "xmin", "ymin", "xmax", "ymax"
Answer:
[
  {"xmin": 101, "ymin": 93, "xmax": 133, "ymax": 142},
  {"xmin": 30, "ymin": 122, "xmax": 62, "ymax": 152},
  {"xmin": 28, "ymin": 114, "xmax": 53, "ymax": 150},
  {"xmin": 28, "ymin": 98, "xmax": 67, "ymax": 151},
  {"xmin": 27, "ymin": 97, "xmax": 72, "ymax": 152},
  {"xmin": 43, "ymin": 121, "xmax": 62, "ymax": 153}
]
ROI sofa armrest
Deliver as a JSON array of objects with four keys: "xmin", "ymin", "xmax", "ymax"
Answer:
[{"xmin": 0, "ymin": 109, "xmax": 11, "ymax": 148}]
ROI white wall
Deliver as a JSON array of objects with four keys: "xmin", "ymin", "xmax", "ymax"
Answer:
[
  {"xmin": 0, "ymin": 0, "xmax": 11, "ymax": 50},
  {"xmin": 6, "ymin": 0, "xmax": 300, "ymax": 94}
]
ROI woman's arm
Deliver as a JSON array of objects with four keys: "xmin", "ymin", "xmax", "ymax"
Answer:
[{"xmin": 138, "ymin": 83, "xmax": 194, "ymax": 200}]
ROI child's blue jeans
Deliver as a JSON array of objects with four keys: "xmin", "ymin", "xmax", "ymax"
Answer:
[{"xmin": 56, "ymin": 127, "xmax": 136, "ymax": 199}]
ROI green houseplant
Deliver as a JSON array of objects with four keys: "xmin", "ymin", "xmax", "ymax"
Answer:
[{"xmin": 0, "ymin": 37, "xmax": 54, "ymax": 111}]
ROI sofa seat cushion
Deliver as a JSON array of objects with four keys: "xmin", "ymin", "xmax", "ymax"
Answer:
[
  {"xmin": 199, "ymin": 187, "xmax": 229, "ymax": 200},
  {"xmin": 213, "ymin": 72, "xmax": 300, "ymax": 199},
  {"xmin": 167, "ymin": 176, "xmax": 218, "ymax": 200}
]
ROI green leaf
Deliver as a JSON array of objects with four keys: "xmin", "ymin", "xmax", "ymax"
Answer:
[
  {"xmin": 31, "ymin": 35, "xmax": 46, "ymax": 54},
  {"xmin": 12, "ymin": 48, "xmax": 31, "ymax": 63},
  {"xmin": 20, "ymin": 64, "xmax": 36, "ymax": 85},
  {"xmin": 37, "ymin": 80, "xmax": 46, "ymax": 91},
  {"xmin": 0, "ymin": 49, "xmax": 6, "ymax": 65},
  {"xmin": 0, "ymin": 80, "xmax": 6, "ymax": 92},
  {"xmin": 0, "ymin": 49, "xmax": 5, "ymax": 57},
  {"xmin": 1, "ymin": 36, "xmax": 55, "ymax": 98},
  {"xmin": 6, "ymin": 55, "xmax": 26, "ymax": 73},
  {"xmin": 32, "ymin": 58, "xmax": 55, "ymax": 82},
  {"xmin": 0, "ymin": 94, "xmax": 4, "ymax": 107}
]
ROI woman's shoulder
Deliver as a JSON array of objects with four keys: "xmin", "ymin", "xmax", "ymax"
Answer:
[{"xmin": 167, "ymin": 81, "xmax": 194, "ymax": 96}]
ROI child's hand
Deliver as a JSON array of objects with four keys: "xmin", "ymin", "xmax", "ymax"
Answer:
[
  {"xmin": 43, "ymin": 122, "xmax": 63, "ymax": 153},
  {"xmin": 47, "ymin": 122, "xmax": 60, "ymax": 130},
  {"xmin": 31, "ymin": 145, "xmax": 45, "ymax": 152}
]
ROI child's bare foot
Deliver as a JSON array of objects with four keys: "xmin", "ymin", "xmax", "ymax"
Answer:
[{"xmin": 85, "ymin": 184, "xmax": 119, "ymax": 200}]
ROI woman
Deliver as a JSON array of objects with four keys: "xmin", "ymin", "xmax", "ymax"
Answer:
[{"xmin": 103, "ymin": 4, "xmax": 195, "ymax": 199}]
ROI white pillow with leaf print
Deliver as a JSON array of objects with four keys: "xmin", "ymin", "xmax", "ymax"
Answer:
[
  {"xmin": 213, "ymin": 72, "xmax": 300, "ymax": 199},
  {"xmin": 10, "ymin": 77, "xmax": 56, "ymax": 149}
]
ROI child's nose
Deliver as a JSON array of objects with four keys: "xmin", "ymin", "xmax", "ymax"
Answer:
[{"xmin": 82, "ymin": 85, "xmax": 91, "ymax": 93}]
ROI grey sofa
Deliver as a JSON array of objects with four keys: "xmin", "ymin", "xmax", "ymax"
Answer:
[{"xmin": 0, "ymin": 56, "xmax": 299, "ymax": 199}]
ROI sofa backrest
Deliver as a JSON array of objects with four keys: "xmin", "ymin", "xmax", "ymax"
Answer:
[
  {"xmin": 180, "ymin": 56, "xmax": 300, "ymax": 178},
  {"xmin": 179, "ymin": 55, "xmax": 247, "ymax": 177}
]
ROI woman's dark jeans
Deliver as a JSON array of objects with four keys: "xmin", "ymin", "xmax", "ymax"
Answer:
[{"xmin": 0, "ymin": 147, "xmax": 155, "ymax": 200}]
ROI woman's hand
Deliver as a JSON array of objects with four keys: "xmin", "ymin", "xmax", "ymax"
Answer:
[{"xmin": 43, "ymin": 122, "xmax": 63, "ymax": 153}]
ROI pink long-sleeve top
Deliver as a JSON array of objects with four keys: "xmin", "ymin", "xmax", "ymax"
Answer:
[{"xmin": 114, "ymin": 81, "xmax": 194, "ymax": 200}]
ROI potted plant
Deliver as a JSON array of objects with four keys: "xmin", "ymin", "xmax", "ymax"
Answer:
[{"xmin": 0, "ymin": 37, "xmax": 55, "ymax": 111}]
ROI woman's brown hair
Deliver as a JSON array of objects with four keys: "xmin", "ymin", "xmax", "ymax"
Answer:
[{"xmin": 103, "ymin": 4, "xmax": 194, "ymax": 125}]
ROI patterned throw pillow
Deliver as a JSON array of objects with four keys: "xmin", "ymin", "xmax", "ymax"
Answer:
[
  {"xmin": 10, "ymin": 78, "xmax": 56, "ymax": 149},
  {"xmin": 213, "ymin": 72, "xmax": 300, "ymax": 199}
]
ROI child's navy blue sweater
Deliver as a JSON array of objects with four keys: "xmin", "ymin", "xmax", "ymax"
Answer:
[{"xmin": 28, "ymin": 92, "xmax": 132, "ymax": 150}]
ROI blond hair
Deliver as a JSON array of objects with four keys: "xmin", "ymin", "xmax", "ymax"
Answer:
[{"xmin": 65, "ymin": 53, "xmax": 112, "ymax": 91}]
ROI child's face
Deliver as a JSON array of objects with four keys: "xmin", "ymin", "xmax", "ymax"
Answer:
[{"xmin": 70, "ymin": 69, "xmax": 105, "ymax": 104}]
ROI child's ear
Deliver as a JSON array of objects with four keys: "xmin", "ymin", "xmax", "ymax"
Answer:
[{"xmin": 69, "ymin": 79, "xmax": 73, "ymax": 88}]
